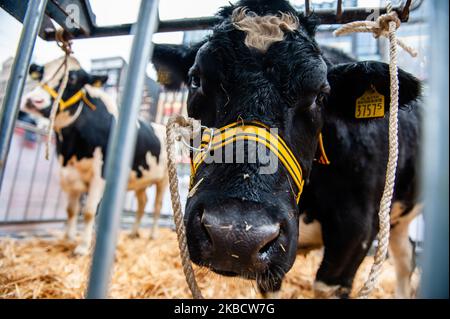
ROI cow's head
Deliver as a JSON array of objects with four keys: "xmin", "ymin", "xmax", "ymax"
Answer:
[
  {"xmin": 22, "ymin": 57, "xmax": 108, "ymax": 118},
  {"xmin": 152, "ymin": 0, "xmax": 421, "ymax": 292}
]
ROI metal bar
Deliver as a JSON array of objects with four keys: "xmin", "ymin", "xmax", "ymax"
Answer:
[
  {"xmin": 0, "ymin": 0, "xmax": 48, "ymax": 192},
  {"xmin": 420, "ymin": 0, "xmax": 449, "ymax": 299},
  {"xmin": 45, "ymin": 0, "xmax": 94, "ymax": 37},
  {"xmin": 0, "ymin": 0, "xmax": 54, "ymax": 38},
  {"xmin": 336, "ymin": 0, "xmax": 343, "ymax": 22},
  {"xmin": 86, "ymin": 0, "xmax": 160, "ymax": 299},
  {"xmin": 0, "ymin": 219, "xmax": 65, "ymax": 226},
  {"xmin": 23, "ymin": 136, "xmax": 42, "ymax": 220},
  {"xmin": 39, "ymin": 145, "xmax": 56, "ymax": 219},
  {"xmin": 4, "ymin": 134, "xmax": 25, "ymax": 221},
  {"xmin": 305, "ymin": 0, "xmax": 311, "ymax": 16},
  {"xmin": 41, "ymin": 6, "xmax": 411, "ymax": 40}
]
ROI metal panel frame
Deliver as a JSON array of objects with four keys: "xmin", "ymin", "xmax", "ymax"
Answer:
[
  {"xmin": 419, "ymin": 0, "xmax": 449, "ymax": 299},
  {"xmin": 0, "ymin": 0, "xmax": 418, "ymax": 41},
  {"xmin": 0, "ymin": 0, "xmax": 49, "ymax": 191},
  {"xmin": 86, "ymin": 0, "xmax": 160, "ymax": 299}
]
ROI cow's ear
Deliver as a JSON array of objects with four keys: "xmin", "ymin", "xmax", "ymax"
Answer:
[
  {"xmin": 325, "ymin": 61, "xmax": 422, "ymax": 121},
  {"xmin": 29, "ymin": 63, "xmax": 44, "ymax": 81},
  {"xmin": 152, "ymin": 42, "xmax": 203, "ymax": 91},
  {"xmin": 88, "ymin": 74, "xmax": 108, "ymax": 87},
  {"xmin": 297, "ymin": 13, "xmax": 320, "ymax": 38}
]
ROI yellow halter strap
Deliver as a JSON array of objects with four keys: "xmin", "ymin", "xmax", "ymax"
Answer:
[
  {"xmin": 41, "ymin": 83, "xmax": 97, "ymax": 112},
  {"xmin": 191, "ymin": 121, "xmax": 307, "ymax": 204}
]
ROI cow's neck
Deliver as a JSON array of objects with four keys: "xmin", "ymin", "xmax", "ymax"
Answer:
[{"xmin": 55, "ymin": 95, "xmax": 115, "ymax": 166}]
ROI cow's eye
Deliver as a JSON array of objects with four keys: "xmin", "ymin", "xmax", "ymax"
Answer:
[
  {"xmin": 316, "ymin": 92, "xmax": 326, "ymax": 104},
  {"xmin": 316, "ymin": 83, "xmax": 331, "ymax": 105},
  {"xmin": 190, "ymin": 74, "xmax": 201, "ymax": 90}
]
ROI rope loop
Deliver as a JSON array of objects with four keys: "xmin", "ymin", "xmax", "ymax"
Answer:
[
  {"xmin": 334, "ymin": 10, "xmax": 417, "ymax": 57},
  {"xmin": 45, "ymin": 29, "xmax": 73, "ymax": 160},
  {"xmin": 166, "ymin": 115, "xmax": 204, "ymax": 299}
]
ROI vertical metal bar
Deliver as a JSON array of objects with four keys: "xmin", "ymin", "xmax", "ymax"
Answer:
[
  {"xmin": 23, "ymin": 135, "xmax": 42, "ymax": 220},
  {"xmin": 420, "ymin": 0, "xmax": 449, "ymax": 299},
  {"xmin": 39, "ymin": 144, "xmax": 56, "ymax": 219},
  {"xmin": 4, "ymin": 135, "xmax": 25, "ymax": 221},
  {"xmin": 304, "ymin": 0, "xmax": 311, "ymax": 16},
  {"xmin": 0, "ymin": 0, "xmax": 49, "ymax": 191},
  {"xmin": 87, "ymin": 0, "xmax": 160, "ymax": 299},
  {"xmin": 336, "ymin": 0, "xmax": 343, "ymax": 22}
]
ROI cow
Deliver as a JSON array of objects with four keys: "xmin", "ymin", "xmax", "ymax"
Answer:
[
  {"xmin": 150, "ymin": 0, "xmax": 422, "ymax": 299},
  {"xmin": 21, "ymin": 56, "xmax": 168, "ymax": 255}
]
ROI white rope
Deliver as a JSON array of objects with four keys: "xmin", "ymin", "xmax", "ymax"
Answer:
[
  {"xmin": 45, "ymin": 30, "xmax": 73, "ymax": 160},
  {"xmin": 334, "ymin": 3, "xmax": 417, "ymax": 299},
  {"xmin": 166, "ymin": 115, "xmax": 204, "ymax": 299}
]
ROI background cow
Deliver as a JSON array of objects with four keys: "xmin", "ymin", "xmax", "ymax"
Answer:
[
  {"xmin": 151, "ymin": 0, "xmax": 422, "ymax": 298},
  {"xmin": 21, "ymin": 57, "xmax": 168, "ymax": 255}
]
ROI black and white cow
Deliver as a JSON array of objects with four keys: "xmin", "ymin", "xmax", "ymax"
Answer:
[
  {"xmin": 21, "ymin": 57, "xmax": 168, "ymax": 255},
  {"xmin": 151, "ymin": 0, "xmax": 422, "ymax": 299}
]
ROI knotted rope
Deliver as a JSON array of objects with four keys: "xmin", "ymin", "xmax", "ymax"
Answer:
[
  {"xmin": 334, "ymin": 3, "xmax": 417, "ymax": 299},
  {"xmin": 166, "ymin": 115, "xmax": 203, "ymax": 299},
  {"xmin": 334, "ymin": 9, "xmax": 417, "ymax": 57},
  {"xmin": 45, "ymin": 30, "xmax": 73, "ymax": 160}
]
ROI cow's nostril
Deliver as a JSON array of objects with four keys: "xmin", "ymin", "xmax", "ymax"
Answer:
[
  {"xmin": 200, "ymin": 212, "xmax": 213, "ymax": 246},
  {"xmin": 257, "ymin": 226, "xmax": 281, "ymax": 259}
]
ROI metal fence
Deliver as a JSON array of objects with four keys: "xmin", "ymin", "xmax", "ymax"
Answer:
[
  {"xmin": 0, "ymin": 120, "xmax": 65, "ymax": 224},
  {"xmin": 0, "ymin": 120, "xmax": 191, "ymax": 230}
]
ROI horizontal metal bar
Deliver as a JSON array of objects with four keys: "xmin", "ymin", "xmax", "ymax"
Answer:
[
  {"xmin": 0, "ymin": 0, "xmax": 53, "ymax": 38},
  {"xmin": 41, "ymin": 6, "xmax": 408, "ymax": 41},
  {"xmin": 15, "ymin": 120, "xmax": 49, "ymax": 136},
  {"xmin": 0, "ymin": 219, "xmax": 65, "ymax": 226}
]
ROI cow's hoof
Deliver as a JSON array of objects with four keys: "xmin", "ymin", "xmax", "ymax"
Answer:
[
  {"xmin": 262, "ymin": 291, "xmax": 281, "ymax": 299},
  {"xmin": 128, "ymin": 232, "xmax": 140, "ymax": 239},
  {"xmin": 313, "ymin": 281, "xmax": 341, "ymax": 299},
  {"xmin": 73, "ymin": 244, "xmax": 89, "ymax": 256},
  {"xmin": 64, "ymin": 233, "xmax": 76, "ymax": 242},
  {"xmin": 149, "ymin": 230, "xmax": 158, "ymax": 240}
]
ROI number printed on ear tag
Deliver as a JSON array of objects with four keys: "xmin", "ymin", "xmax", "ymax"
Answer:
[{"xmin": 355, "ymin": 86, "xmax": 385, "ymax": 119}]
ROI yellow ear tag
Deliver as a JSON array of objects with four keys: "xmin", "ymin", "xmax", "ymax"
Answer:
[
  {"xmin": 355, "ymin": 86, "xmax": 385, "ymax": 119},
  {"xmin": 93, "ymin": 80, "xmax": 103, "ymax": 88},
  {"xmin": 30, "ymin": 71, "xmax": 41, "ymax": 80},
  {"xmin": 157, "ymin": 70, "xmax": 171, "ymax": 85}
]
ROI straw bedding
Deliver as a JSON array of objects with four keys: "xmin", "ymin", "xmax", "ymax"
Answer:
[{"xmin": 0, "ymin": 228, "xmax": 419, "ymax": 299}]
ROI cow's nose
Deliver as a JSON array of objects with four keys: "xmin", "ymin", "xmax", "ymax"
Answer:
[{"xmin": 201, "ymin": 209, "xmax": 280, "ymax": 273}]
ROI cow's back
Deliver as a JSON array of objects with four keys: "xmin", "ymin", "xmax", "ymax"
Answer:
[{"xmin": 300, "ymin": 101, "xmax": 421, "ymax": 235}]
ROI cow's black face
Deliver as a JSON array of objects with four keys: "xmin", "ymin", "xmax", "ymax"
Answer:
[
  {"xmin": 183, "ymin": 15, "xmax": 328, "ymax": 287},
  {"xmin": 152, "ymin": 0, "xmax": 421, "ymax": 293},
  {"xmin": 22, "ymin": 63, "xmax": 108, "ymax": 118}
]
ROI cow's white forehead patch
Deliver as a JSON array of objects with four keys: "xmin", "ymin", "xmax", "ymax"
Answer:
[
  {"xmin": 42, "ymin": 56, "xmax": 81, "ymax": 88},
  {"xmin": 232, "ymin": 7, "xmax": 299, "ymax": 53}
]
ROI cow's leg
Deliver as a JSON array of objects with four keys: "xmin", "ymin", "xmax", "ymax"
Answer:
[
  {"xmin": 130, "ymin": 189, "xmax": 147, "ymax": 238},
  {"xmin": 149, "ymin": 179, "xmax": 167, "ymax": 240},
  {"xmin": 314, "ymin": 215, "xmax": 374, "ymax": 299},
  {"xmin": 74, "ymin": 149, "xmax": 105, "ymax": 256},
  {"xmin": 65, "ymin": 192, "xmax": 81, "ymax": 241},
  {"xmin": 389, "ymin": 203, "xmax": 422, "ymax": 299}
]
